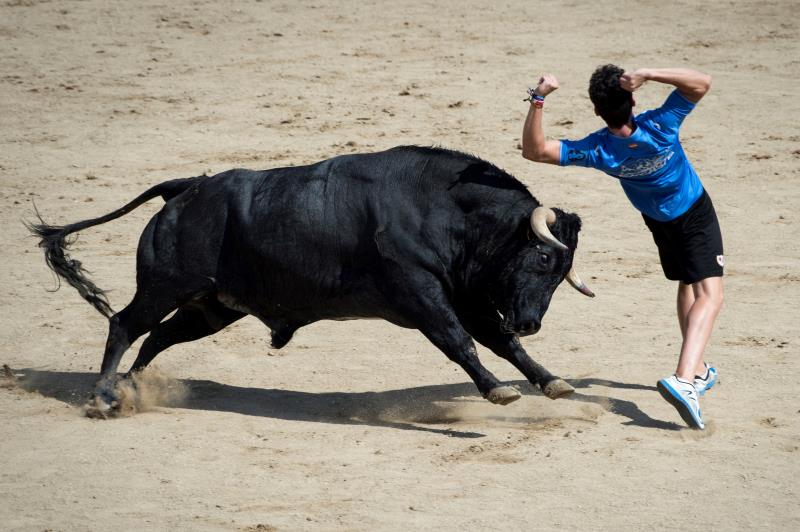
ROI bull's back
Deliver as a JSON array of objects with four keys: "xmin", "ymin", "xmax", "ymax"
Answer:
[
  {"xmin": 153, "ymin": 158, "xmax": 402, "ymax": 315},
  {"xmin": 144, "ymin": 149, "xmax": 463, "ymax": 319}
]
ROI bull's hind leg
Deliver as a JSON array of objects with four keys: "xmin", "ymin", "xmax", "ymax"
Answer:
[
  {"xmin": 89, "ymin": 283, "xmax": 203, "ymax": 417},
  {"xmin": 127, "ymin": 297, "xmax": 245, "ymax": 374}
]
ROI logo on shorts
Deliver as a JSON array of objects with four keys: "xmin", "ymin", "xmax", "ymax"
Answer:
[{"xmin": 716, "ymin": 255, "xmax": 725, "ymax": 267}]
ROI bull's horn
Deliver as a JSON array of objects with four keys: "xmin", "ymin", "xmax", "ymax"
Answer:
[
  {"xmin": 566, "ymin": 266, "xmax": 595, "ymax": 298},
  {"xmin": 530, "ymin": 206, "xmax": 568, "ymax": 251},
  {"xmin": 531, "ymin": 206, "xmax": 595, "ymax": 298}
]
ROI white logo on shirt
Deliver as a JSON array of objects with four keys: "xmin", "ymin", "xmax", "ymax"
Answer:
[{"xmin": 618, "ymin": 150, "xmax": 674, "ymax": 178}]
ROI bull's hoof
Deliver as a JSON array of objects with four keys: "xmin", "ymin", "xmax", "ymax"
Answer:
[
  {"xmin": 541, "ymin": 378, "xmax": 575, "ymax": 400},
  {"xmin": 84, "ymin": 392, "xmax": 120, "ymax": 419},
  {"xmin": 484, "ymin": 386, "xmax": 522, "ymax": 405}
]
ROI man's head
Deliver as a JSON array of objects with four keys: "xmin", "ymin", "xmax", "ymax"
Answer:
[{"xmin": 589, "ymin": 64, "xmax": 633, "ymax": 128}]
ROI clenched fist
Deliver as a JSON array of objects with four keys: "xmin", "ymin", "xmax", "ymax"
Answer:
[
  {"xmin": 620, "ymin": 69, "xmax": 650, "ymax": 92},
  {"xmin": 534, "ymin": 74, "xmax": 559, "ymax": 97}
]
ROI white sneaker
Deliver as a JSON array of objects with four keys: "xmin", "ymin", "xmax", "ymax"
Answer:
[
  {"xmin": 657, "ymin": 375, "xmax": 705, "ymax": 429},
  {"xmin": 694, "ymin": 363, "xmax": 718, "ymax": 396}
]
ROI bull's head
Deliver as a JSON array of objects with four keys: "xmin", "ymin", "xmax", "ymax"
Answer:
[{"xmin": 491, "ymin": 206, "xmax": 593, "ymax": 336}]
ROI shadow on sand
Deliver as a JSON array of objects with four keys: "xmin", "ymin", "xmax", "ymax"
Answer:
[
  {"xmin": 567, "ymin": 378, "xmax": 682, "ymax": 431},
  {"xmin": 9, "ymin": 369, "xmax": 682, "ymax": 437}
]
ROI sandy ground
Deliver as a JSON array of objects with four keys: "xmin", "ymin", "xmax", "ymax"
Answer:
[{"xmin": 1, "ymin": 0, "xmax": 799, "ymax": 530}]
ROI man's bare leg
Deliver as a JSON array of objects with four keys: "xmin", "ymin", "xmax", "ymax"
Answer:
[
  {"xmin": 677, "ymin": 281, "xmax": 693, "ymax": 339},
  {"xmin": 675, "ymin": 277, "xmax": 724, "ymax": 381}
]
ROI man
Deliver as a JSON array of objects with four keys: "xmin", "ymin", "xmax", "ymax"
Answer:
[{"xmin": 521, "ymin": 65, "xmax": 723, "ymax": 429}]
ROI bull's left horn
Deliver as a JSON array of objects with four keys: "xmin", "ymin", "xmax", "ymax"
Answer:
[
  {"xmin": 530, "ymin": 207, "xmax": 568, "ymax": 251},
  {"xmin": 566, "ymin": 266, "xmax": 595, "ymax": 298}
]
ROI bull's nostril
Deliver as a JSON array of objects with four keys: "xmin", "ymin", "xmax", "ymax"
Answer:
[{"xmin": 517, "ymin": 322, "xmax": 540, "ymax": 336}]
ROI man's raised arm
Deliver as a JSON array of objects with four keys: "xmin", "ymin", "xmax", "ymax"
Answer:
[
  {"xmin": 620, "ymin": 68, "xmax": 712, "ymax": 103},
  {"xmin": 521, "ymin": 73, "xmax": 563, "ymax": 165}
]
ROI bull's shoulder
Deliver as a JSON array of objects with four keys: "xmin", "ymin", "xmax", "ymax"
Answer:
[{"xmin": 386, "ymin": 146, "xmax": 531, "ymax": 194}]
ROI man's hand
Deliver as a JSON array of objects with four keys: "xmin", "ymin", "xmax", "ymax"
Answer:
[
  {"xmin": 534, "ymin": 74, "xmax": 559, "ymax": 97},
  {"xmin": 620, "ymin": 69, "xmax": 650, "ymax": 92}
]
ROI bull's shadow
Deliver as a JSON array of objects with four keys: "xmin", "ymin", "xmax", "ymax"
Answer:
[{"xmin": 11, "ymin": 369, "xmax": 681, "ymax": 437}]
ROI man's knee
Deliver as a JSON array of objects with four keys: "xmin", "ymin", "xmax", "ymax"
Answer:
[
  {"xmin": 709, "ymin": 278, "xmax": 724, "ymax": 308},
  {"xmin": 713, "ymin": 286, "xmax": 724, "ymax": 309},
  {"xmin": 696, "ymin": 277, "xmax": 724, "ymax": 311}
]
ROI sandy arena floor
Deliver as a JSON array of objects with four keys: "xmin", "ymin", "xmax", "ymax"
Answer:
[{"xmin": 1, "ymin": 1, "xmax": 799, "ymax": 530}]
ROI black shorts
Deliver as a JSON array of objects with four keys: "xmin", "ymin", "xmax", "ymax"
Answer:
[{"xmin": 642, "ymin": 190, "xmax": 724, "ymax": 284}]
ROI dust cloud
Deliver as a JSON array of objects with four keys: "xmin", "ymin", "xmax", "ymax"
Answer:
[{"xmin": 104, "ymin": 367, "xmax": 188, "ymax": 417}]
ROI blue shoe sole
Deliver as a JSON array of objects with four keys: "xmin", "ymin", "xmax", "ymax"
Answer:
[{"xmin": 657, "ymin": 380, "xmax": 704, "ymax": 430}]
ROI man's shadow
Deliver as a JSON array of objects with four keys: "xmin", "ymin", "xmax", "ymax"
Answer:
[{"xmin": 7, "ymin": 368, "xmax": 682, "ymax": 437}]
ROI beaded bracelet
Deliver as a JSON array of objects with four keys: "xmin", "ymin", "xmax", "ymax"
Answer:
[{"xmin": 524, "ymin": 87, "xmax": 545, "ymax": 107}]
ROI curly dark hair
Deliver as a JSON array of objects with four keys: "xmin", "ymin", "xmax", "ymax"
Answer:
[{"xmin": 589, "ymin": 64, "xmax": 633, "ymax": 128}]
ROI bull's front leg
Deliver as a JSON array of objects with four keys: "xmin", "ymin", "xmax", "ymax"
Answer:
[
  {"xmin": 425, "ymin": 330, "xmax": 522, "ymax": 406},
  {"xmin": 492, "ymin": 336, "xmax": 575, "ymax": 400},
  {"xmin": 389, "ymin": 281, "xmax": 521, "ymax": 405},
  {"xmin": 459, "ymin": 309, "xmax": 574, "ymax": 400}
]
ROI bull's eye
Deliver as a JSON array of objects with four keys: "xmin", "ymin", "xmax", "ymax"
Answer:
[{"xmin": 537, "ymin": 252, "xmax": 551, "ymax": 268}]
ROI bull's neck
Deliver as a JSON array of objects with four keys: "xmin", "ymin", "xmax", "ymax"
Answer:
[{"xmin": 455, "ymin": 187, "xmax": 536, "ymax": 290}]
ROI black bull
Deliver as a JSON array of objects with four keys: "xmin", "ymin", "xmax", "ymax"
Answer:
[{"xmin": 31, "ymin": 146, "xmax": 594, "ymax": 417}]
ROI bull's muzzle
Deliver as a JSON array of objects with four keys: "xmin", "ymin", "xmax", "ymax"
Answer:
[{"xmin": 516, "ymin": 321, "xmax": 541, "ymax": 337}]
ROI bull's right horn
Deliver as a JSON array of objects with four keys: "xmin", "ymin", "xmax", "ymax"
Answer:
[{"xmin": 530, "ymin": 206, "xmax": 568, "ymax": 251}]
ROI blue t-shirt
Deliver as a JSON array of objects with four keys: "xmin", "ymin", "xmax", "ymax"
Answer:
[{"xmin": 559, "ymin": 90, "xmax": 704, "ymax": 221}]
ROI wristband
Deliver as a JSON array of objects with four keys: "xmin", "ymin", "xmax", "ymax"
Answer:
[{"xmin": 524, "ymin": 87, "xmax": 545, "ymax": 105}]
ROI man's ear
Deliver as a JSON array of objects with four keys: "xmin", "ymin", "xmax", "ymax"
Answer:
[{"xmin": 631, "ymin": 96, "xmax": 636, "ymax": 107}]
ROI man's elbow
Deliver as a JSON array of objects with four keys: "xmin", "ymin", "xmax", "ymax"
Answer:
[
  {"xmin": 522, "ymin": 146, "xmax": 544, "ymax": 162},
  {"xmin": 692, "ymin": 73, "xmax": 712, "ymax": 99},
  {"xmin": 698, "ymin": 73, "xmax": 712, "ymax": 95}
]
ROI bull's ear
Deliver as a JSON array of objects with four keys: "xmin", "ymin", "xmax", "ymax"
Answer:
[
  {"xmin": 557, "ymin": 210, "xmax": 582, "ymax": 233},
  {"xmin": 552, "ymin": 209, "xmax": 582, "ymax": 248},
  {"xmin": 571, "ymin": 213, "xmax": 582, "ymax": 233}
]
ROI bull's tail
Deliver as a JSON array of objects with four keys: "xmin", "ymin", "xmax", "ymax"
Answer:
[{"xmin": 27, "ymin": 176, "xmax": 205, "ymax": 318}]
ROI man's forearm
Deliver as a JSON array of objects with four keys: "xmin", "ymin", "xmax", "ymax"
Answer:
[
  {"xmin": 521, "ymin": 102, "xmax": 562, "ymax": 165},
  {"xmin": 522, "ymin": 103, "xmax": 545, "ymax": 159},
  {"xmin": 638, "ymin": 68, "xmax": 712, "ymax": 102}
]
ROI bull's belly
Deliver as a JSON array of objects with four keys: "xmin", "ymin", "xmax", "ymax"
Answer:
[{"xmin": 216, "ymin": 292, "xmax": 415, "ymax": 330}]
